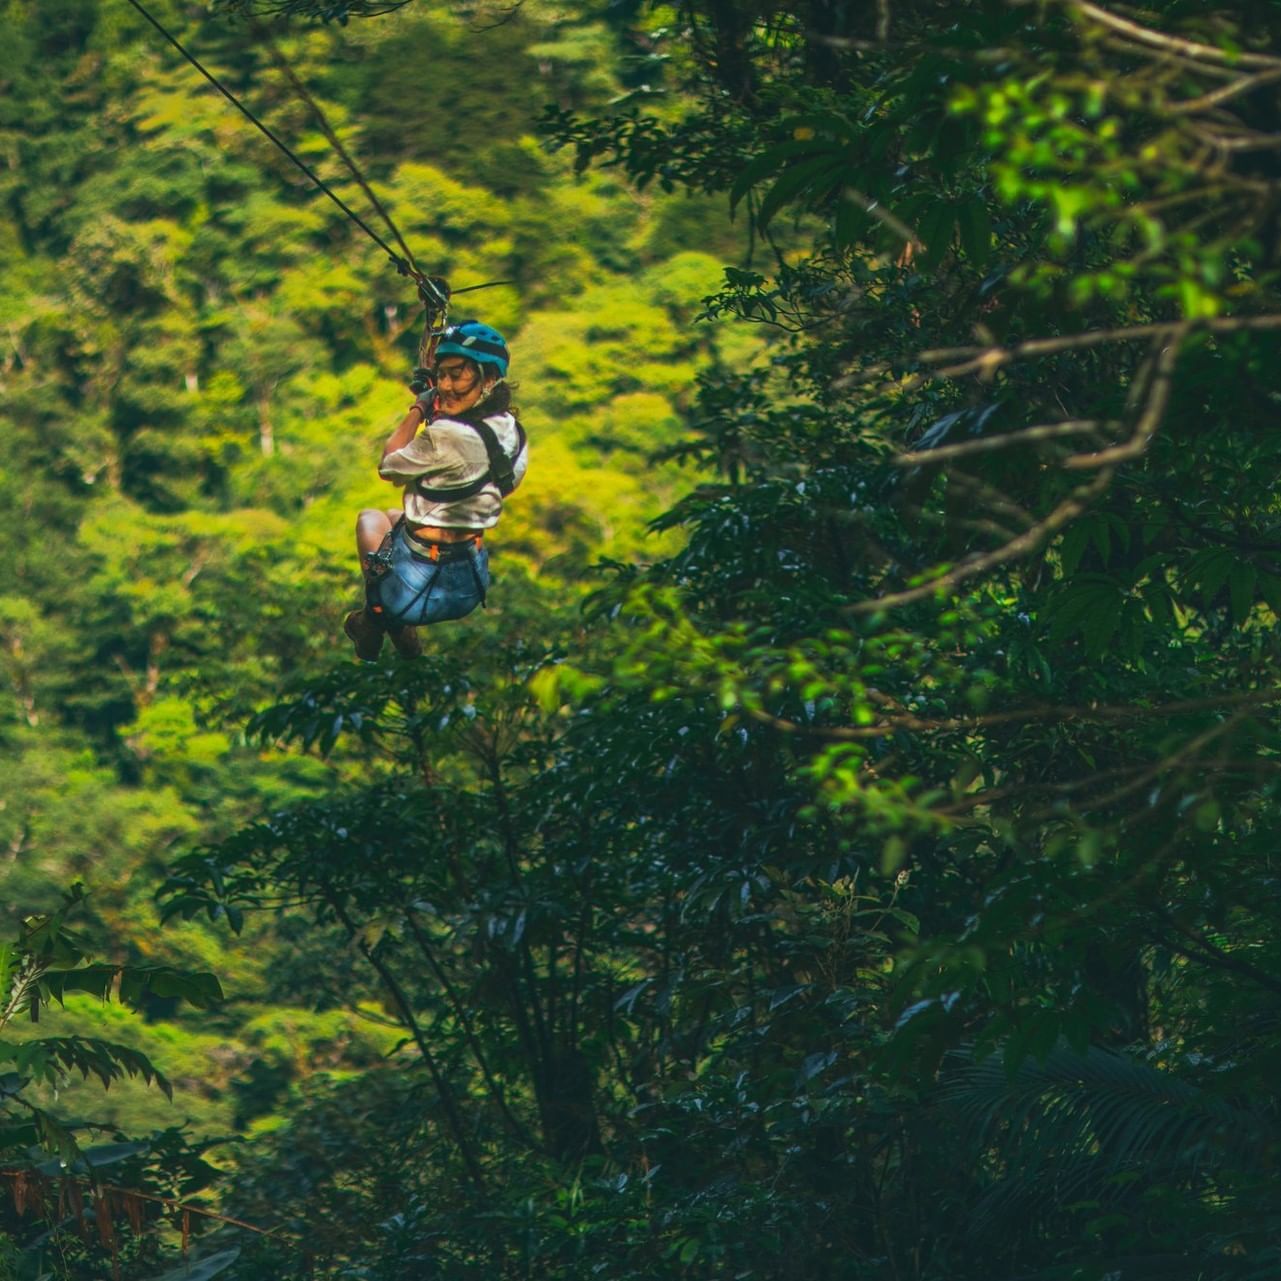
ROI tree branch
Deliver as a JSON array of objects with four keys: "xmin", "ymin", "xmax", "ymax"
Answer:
[
  {"xmin": 1171, "ymin": 67, "xmax": 1281, "ymax": 114},
  {"xmin": 327, "ymin": 896, "xmax": 487, "ymax": 1192},
  {"xmin": 403, "ymin": 908, "xmax": 542, "ymax": 1152},
  {"xmin": 1062, "ymin": 328, "xmax": 1184, "ymax": 468},
  {"xmin": 847, "ymin": 466, "xmax": 1114, "ymax": 613},
  {"xmin": 917, "ymin": 313, "xmax": 1281, "ymax": 380},
  {"xmin": 743, "ymin": 686, "xmax": 1281, "ymax": 742},
  {"xmin": 895, "ymin": 419, "xmax": 1107, "ymax": 465},
  {"xmin": 1153, "ymin": 908, "xmax": 1281, "ymax": 999},
  {"xmin": 1070, "ymin": 2, "xmax": 1281, "ymax": 70}
]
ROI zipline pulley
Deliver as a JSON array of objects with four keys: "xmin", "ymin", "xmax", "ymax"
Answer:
[{"xmin": 408, "ymin": 274, "xmax": 453, "ymax": 395}]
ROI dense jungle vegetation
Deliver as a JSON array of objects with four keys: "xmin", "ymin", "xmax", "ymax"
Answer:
[{"xmin": 2, "ymin": 0, "xmax": 1281, "ymax": 1276}]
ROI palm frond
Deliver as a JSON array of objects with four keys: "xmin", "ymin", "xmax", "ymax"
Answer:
[{"xmin": 938, "ymin": 1043, "xmax": 1268, "ymax": 1232}]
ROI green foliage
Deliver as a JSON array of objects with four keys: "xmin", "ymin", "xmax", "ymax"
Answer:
[
  {"xmin": 942, "ymin": 1043, "xmax": 1269, "ymax": 1229},
  {"xmin": 0, "ymin": 885, "xmax": 226, "ymax": 1278},
  {"xmin": 10, "ymin": 0, "xmax": 1281, "ymax": 1278},
  {"xmin": 144, "ymin": 1248, "xmax": 240, "ymax": 1281}
]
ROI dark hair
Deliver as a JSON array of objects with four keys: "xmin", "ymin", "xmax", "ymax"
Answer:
[{"xmin": 474, "ymin": 379, "xmax": 518, "ymax": 418}]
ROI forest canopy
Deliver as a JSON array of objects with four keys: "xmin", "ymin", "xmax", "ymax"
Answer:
[{"xmin": 2, "ymin": 0, "xmax": 1281, "ymax": 1278}]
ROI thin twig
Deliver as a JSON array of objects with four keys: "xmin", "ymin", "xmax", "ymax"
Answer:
[
  {"xmin": 328, "ymin": 896, "xmax": 488, "ymax": 1193},
  {"xmin": 842, "ymin": 188, "xmax": 921, "ymax": 249},
  {"xmin": 1099, "ymin": 32, "xmax": 1243, "ymax": 81},
  {"xmin": 1198, "ymin": 130, "xmax": 1281, "ymax": 152},
  {"xmin": 1065, "ymin": 708, "xmax": 1241, "ymax": 813},
  {"xmin": 0, "ymin": 1170, "xmax": 286, "ymax": 1239},
  {"xmin": 933, "ymin": 763, "xmax": 1147, "ymax": 816},
  {"xmin": 1170, "ymin": 67, "xmax": 1281, "ymax": 114},
  {"xmin": 946, "ymin": 471, "xmax": 1039, "ymax": 529},
  {"xmin": 1030, "ymin": 836, "xmax": 1182, "ymax": 937}
]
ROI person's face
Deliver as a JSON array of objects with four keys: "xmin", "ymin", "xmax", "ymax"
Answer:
[{"xmin": 434, "ymin": 356, "xmax": 489, "ymax": 414}]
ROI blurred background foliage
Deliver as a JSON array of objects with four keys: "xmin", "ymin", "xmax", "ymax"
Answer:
[{"xmin": 4, "ymin": 0, "xmax": 1281, "ymax": 1278}]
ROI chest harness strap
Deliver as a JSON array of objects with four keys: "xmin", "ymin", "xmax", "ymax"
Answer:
[{"xmin": 416, "ymin": 414, "xmax": 527, "ymax": 503}]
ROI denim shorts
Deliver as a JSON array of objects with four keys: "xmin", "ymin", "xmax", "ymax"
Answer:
[{"xmin": 370, "ymin": 524, "xmax": 489, "ymax": 627}]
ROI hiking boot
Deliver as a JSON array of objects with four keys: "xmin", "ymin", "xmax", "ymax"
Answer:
[
  {"xmin": 344, "ymin": 609, "xmax": 384, "ymax": 662},
  {"xmin": 388, "ymin": 625, "xmax": 422, "ymax": 660}
]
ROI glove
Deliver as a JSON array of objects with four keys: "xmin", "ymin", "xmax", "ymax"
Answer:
[{"xmin": 408, "ymin": 366, "xmax": 433, "ymax": 395}]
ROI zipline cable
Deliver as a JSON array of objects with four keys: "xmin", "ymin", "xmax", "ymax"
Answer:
[
  {"xmin": 247, "ymin": 21, "xmax": 449, "ymax": 374},
  {"xmin": 123, "ymin": 0, "xmax": 512, "ymax": 389},
  {"xmin": 120, "ymin": 0, "xmax": 416, "ymax": 277},
  {"xmin": 256, "ymin": 24, "xmax": 423, "ymax": 281}
]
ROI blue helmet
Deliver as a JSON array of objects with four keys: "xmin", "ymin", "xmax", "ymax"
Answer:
[{"xmin": 435, "ymin": 320, "xmax": 509, "ymax": 378}]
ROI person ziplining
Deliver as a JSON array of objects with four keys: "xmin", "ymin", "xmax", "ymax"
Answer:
[
  {"xmin": 345, "ymin": 321, "xmax": 527, "ymax": 661},
  {"xmin": 120, "ymin": 0, "xmax": 527, "ymax": 661}
]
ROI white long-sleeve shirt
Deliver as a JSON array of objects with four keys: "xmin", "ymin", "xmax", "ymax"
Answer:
[{"xmin": 378, "ymin": 411, "xmax": 527, "ymax": 530}]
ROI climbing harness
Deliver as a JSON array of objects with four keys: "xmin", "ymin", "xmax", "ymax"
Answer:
[
  {"xmin": 364, "ymin": 520, "xmax": 489, "ymax": 625},
  {"xmin": 405, "ymin": 531, "xmax": 484, "ymax": 561}
]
